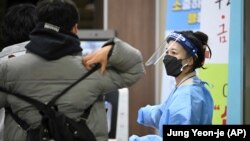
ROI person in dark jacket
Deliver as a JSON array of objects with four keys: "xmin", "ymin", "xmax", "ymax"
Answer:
[
  {"xmin": 0, "ymin": 0, "xmax": 145, "ymax": 141},
  {"xmin": 0, "ymin": 3, "xmax": 37, "ymax": 141},
  {"xmin": 0, "ymin": 3, "xmax": 37, "ymax": 50}
]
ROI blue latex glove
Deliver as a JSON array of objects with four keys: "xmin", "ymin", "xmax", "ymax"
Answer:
[{"xmin": 129, "ymin": 134, "xmax": 162, "ymax": 141}]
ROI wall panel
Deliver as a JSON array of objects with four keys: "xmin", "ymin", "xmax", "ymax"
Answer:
[{"xmin": 108, "ymin": 0, "xmax": 156, "ymax": 136}]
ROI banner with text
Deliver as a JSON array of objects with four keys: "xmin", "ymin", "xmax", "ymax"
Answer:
[{"xmin": 163, "ymin": 0, "xmax": 230, "ymax": 124}]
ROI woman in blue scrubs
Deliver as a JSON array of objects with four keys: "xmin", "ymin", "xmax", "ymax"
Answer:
[{"xmin": 130, "ymin": 31, "xmax": 214, "ymax": 141}]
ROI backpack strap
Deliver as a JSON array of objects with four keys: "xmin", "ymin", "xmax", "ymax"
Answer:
[
  {"xmin": 5, "ymin": 107, "xmax": 30, "ymax": 130},
  {"xmin": 48, "ymin": 64, "xmax": 100, "ymax": 107},
  {"xmin": 0, "ymin": 64, "xmax": 100, "ymax": 129},
  {"xmin": 0, "ymin": 87, "xmax": 47, "ymax": 110},
  {"xmin": 0, "ymin": 64, "xmax": 100, "ymax": 110},
  {"xmin": 79, "ymin": 104, "xmax": 92, "ymax": 120}
]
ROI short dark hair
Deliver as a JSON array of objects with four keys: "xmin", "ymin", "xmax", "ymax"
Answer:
[
  {"xmin": 36, "ymin": 0, "xmax": 80, "ymax": 31},
  {"xmin": 179, "ymin": 30, "xmax": 212, "ymax": 70},
  {"xmin": 0, "ymin": 3, "xmax": 37, "ymax": 48}
]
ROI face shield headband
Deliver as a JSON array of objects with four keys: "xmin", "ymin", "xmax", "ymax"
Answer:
[
  {"xmin": 145, "ymin": 32, "xmax": 199, "ymax": 66},
  {"xmin": 167, "ymin": 32, "xmax": 198, "ymax": 58}
]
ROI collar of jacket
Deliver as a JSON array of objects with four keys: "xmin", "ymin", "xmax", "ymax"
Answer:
[{"xmin": 25, "ymin": 22, "xmax": 82, "ymax": 60}]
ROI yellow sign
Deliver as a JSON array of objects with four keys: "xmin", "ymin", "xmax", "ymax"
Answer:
[{"xmin": 198, "ymin": 64, "xmax": 228, "ymax": 125}]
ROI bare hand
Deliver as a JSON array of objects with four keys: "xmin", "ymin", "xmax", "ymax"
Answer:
[{"xmin": 82, "ymin": 45, "xmax": 112, "ymax": 75}]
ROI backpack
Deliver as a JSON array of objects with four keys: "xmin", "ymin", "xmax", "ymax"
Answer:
[{"xmin": 1, "ymin": 65, "xmax": 100, "ymax": 141}]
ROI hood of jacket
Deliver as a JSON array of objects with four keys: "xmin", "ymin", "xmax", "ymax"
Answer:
[{"xmin": 25, "ymin": 23, "xmax": 82, "ymax": 60}]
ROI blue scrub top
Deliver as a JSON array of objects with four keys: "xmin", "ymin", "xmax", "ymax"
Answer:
[{"xmin": 130, "ymin": 72, "xmax": 214, "ymax": 141}]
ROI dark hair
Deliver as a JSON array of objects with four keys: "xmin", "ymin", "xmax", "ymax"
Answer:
[
  {"xmin": 179, "ymin": 30, "xmax": 212, "ymax": 70},
  {"xmin": 0, "ymin": 3, "xmax": 37, "ymax": 47},
  {"xmin": 36, "ymin": 0, "xmax": 80, "ymax": 31}
]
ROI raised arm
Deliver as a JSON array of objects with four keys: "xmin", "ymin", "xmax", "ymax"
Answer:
[{"xmin": 82, "ymin": 38, "xmax": 145, "ymax": 93}]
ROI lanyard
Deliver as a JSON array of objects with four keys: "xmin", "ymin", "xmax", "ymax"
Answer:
[
  {"xmin": 163, "ymin": 72, "xmax": 196, "ymax": 106},
  {"xmin": 176, "ymin": 74, "xmax": 196, "ymax": 88},
  {"xmin": 173, "ymin": 72, "xmax": 196, "ymax": 93}
]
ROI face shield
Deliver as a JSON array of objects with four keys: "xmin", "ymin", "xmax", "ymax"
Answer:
[
  {"xmin": 145, "ymin": 32, "xmax": 198, "ymax": 66},
  {"xmin": 145, "ymin": 33, "xmax": 182, "ymax": 66}
]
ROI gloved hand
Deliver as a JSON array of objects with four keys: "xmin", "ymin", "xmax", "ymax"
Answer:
[{"xmin": 129, "ymin": 134, "xmax": 162, "ymax": 141}]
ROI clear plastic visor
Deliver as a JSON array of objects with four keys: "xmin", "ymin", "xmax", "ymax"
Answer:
[{"xmin": 145, "ymin": 34, "xmax": 182, "ymax": 66}]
